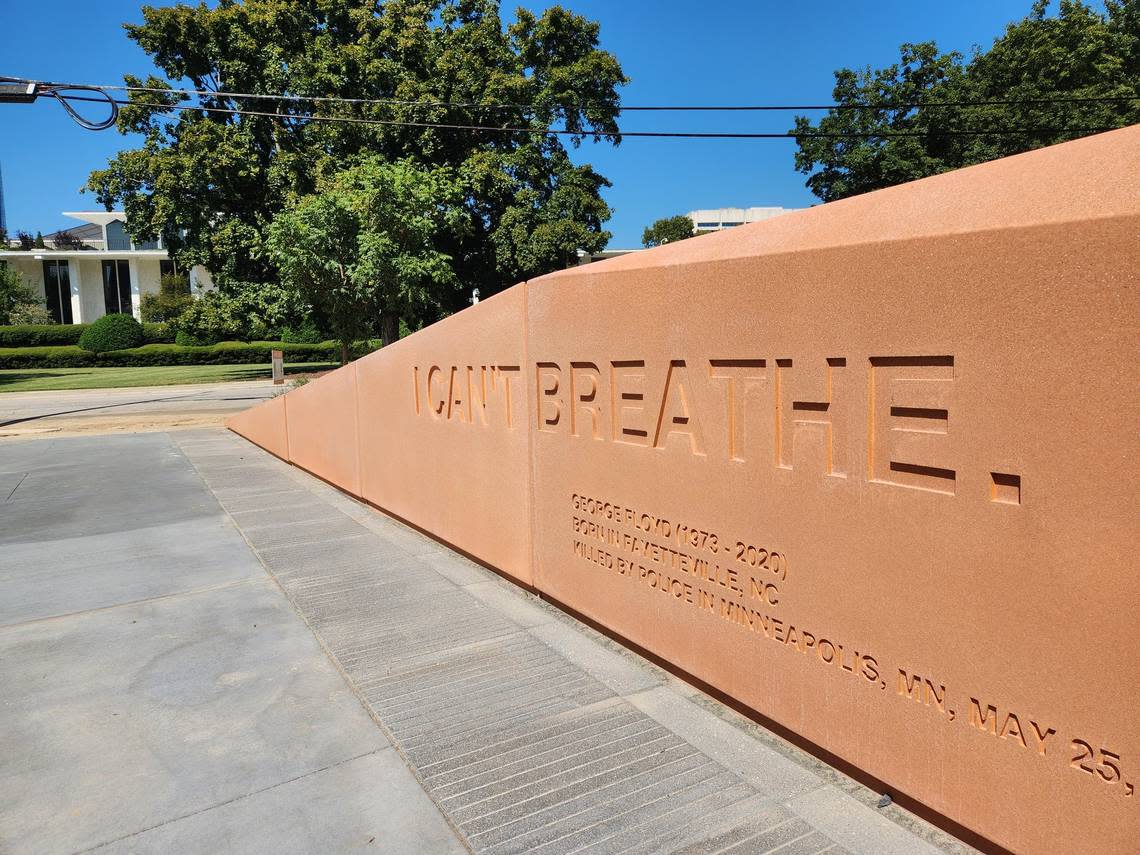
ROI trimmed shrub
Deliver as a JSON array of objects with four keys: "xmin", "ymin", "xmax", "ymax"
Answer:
[
  {"xmin": 142, "ymin": 322, "xmax": 175, "ymax": 344},
  {"xmin": 0, "ymin": 323, "xmax": 86, "ymax": 347},
  {"xmin": 0, "ymin": 346, "xmax": 95, "ymax": 368},
  {"xmin": 0, "ymin": 322, "xmax": 173, "ymax": 347},
  {"xmin": 0, "ymin": 340, "xmax": 376, "ymax": 369},
  {"xmin": 77, "ymin": 313, "xmax": 144, "ymax": 353}
]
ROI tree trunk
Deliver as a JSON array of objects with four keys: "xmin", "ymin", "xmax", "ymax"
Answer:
[
  {"xmin": 380, "ymin": 314, "xmax": 399, "ymax": 348},
  {"xmin": 340, "ymin": 340, "xmax": 350, "ymax": 365}
]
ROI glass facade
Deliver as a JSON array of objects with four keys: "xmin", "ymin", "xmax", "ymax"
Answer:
[
  {"xmin": 42, "ymin": 260, "xmax": 74, "ymax": 324},
  {"xmin": 101, "ymin": 260, "xmax": 132, "ymax": 315},
  {"xmin": 105, "ymin": 220, "xmax": 131, "ymax": 251}
]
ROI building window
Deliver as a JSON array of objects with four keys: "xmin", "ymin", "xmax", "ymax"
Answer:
[
  {"xmin": 721, "ymin": 222, "xmax": 744, "ymax": 227},
  {"xmin": 159, "ymin": 259, "xmax": 179, "ymax": 277},
  {"xmin": 42, "ymin": 260, "xmax": 74, "ymax": 324},
  {"xmin": 696, "ymin": 222, "xmax": 719, "ymax": 229},
  {"xmin": 101, "ymin": 260, "xmax": 132, "ymax": 315},
  {"xmin": 105, "ymin": 221, "xmax": 131, "ymax": 251}
]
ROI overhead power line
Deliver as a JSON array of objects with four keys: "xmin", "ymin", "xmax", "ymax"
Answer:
[
  {"xmin": 50, "ymin": 92, "xmax": 1121, "ymax": 139},
  {"xmin": 35, "ymin": 78, "xmax": 1140, "ymax": 113},
  {"xmin": 0, "ymin": 78, "xmax": 118, "ymax": 129},
  {"xmin": 3, "ymin": 76, "xmax": 1131, "ymax": 137}
]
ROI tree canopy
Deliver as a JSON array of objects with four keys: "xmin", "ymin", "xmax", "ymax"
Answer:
[
  {"xmin": 0, "ymin": 266, "xmax": 43, "ymax": 325},
  {"xmin": 641, "ymin": 215, "xmax": 694, "ymax": 248},
  {"xmin": 792, "ymin": 0, "xmax": 1140, "ymax": 202},
  {"xmin": 268, "ymin": 157, "xmax": 467, "ymax": 356},
  {"xmin": 88, "ymin": 0, "xmax": 627, "ymax": 327}
]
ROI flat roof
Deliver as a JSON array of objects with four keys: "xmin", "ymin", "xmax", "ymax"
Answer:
[{"xmin": 61, "ymin": 211, "xmax": 127, "ymax": 226}]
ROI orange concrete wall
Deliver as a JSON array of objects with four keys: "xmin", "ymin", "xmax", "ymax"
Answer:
[
  {"xmin": 228, "ymin": 126, "xmax": 1140, "ymax": 855},
  {"xmin": 356, "ymin": 287, "xmax": 532, "ymax": 583},
  {"xmin": 285, "ymin": 362, "xmax": 361, "ymax": 497},
  {"xmin": 228, "ymin": 393, "xmax": 289, "ymax": 462}
]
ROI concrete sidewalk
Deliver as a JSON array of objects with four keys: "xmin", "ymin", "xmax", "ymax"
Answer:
[
  {"xmin": 0, "ymin": 380, "xmax": 282, "ymax": 437},
  {"xmin": 0, "ymin": 430, "xmax": 970, "ymax": 854}
]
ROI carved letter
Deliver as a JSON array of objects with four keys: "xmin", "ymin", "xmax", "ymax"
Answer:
[
  {"xmin": 447, "ymin": 366, "xmax": 465, "ymax": 422},
  {"xmin": 496, "ymin": 365, "xmax": 520, "ymax": 428},
  {"xmin": 776, "ymin": 357, "xmax": 845, "ymax": 475},
  {"xmin": 465, "ymin": 366, "xmax": 485, "ymax": 426},
  {"xmin": 570, "ymin": 362, "xmax": 604, "ymax": 440},
  {"xmin": 536, "ymin": 363, "xmax": 562, "ymax": 432},
  {"xmin": 653, "ymin": 360, "xmax": 705, "ymax": 455},
  {"xmin": 868, "ymin": 356, "xmax": 956, "ymax": 495},
  {"xmin": 709, "ymin": 359, "xmax": 766, "ymax": 462},
  {"xmin": 999, "ymin": 712, "xmax": 1028, "ymax": 748},
  {"xmin": 610, "ymin": 360, "xmax": 649, "ymax": 446},
  {"xmin": 969, "ymin": 699, "xmax": 998, "ymax": 735},
  {"xmin": 1028, "ymin": 721, "xmax": 1056, "ymax": 756},
  {"xmin": 427, "ymin": 365, "xmax": 446, "ymax": 418}
]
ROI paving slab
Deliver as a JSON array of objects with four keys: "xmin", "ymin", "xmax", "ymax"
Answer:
[
  {"xmin": 0, "ymin": 432, "xmax": 463, "ymax": 855},
  {"xmin": 0, "ymin": 434, "xmax": 261, "ymax": 625},
  {"xmin": 173, "ymin": 428, "xmax": 971, "ymax": 855},
  {"xmin": 0, "ymin": 426, "xmax": 974, "ymax": 854},
  {"xmin": 88, "ymin": 751, "xmax": 467, "ymax": 855}
]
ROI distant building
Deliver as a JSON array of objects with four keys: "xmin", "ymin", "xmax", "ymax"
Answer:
[
  {"xmin": 687, "ymin": 206, "xmax": 801, "ymax": 232},
  {"xmin": 574, "ymin": 206, "xmax": 803, "ymax": 266},
  {"xmin": 574, "ymin": 248, "xmax": 642, "ymax": 265},
  {"xmin": 0, "ymin": 211, "xmax": 213, "ymax": 324}
]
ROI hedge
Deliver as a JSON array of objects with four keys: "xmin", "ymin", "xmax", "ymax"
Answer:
[
  {"xmin": 0, "ymin": 322, "xmax": 174, "ymax": 348},
  {"xmin": 0, "ymin": 324, "xmax": 85, "ymax": 347},
  {"xmin": 78, "ymin": 314, "xmax": 144, "ymax": 353},
  {"xmin": 142, "ymin": 323, "xmax": 173, "ymax": 345},
  {"xmin": 0, "ymin": 340, "xmax": 376, "ymax": 369}
]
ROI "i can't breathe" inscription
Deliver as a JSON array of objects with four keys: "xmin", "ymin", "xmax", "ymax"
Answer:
[{"xmin": 411, "ymin": 355, "xmax": 1022, "ymax": 504}]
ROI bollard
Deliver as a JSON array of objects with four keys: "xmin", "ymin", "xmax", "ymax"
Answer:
[{"xmin": 271, "ymin": 348, "xmax": 284, "ymax": 385}]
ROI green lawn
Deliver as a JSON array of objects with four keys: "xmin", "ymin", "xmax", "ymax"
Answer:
[{"xmin": 0, "ymin": 362, "xmax": 336, "ymax": 392}]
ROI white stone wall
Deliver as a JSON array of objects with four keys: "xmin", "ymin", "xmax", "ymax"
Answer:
[
  {"xmin": 75, "ymin": 258, "xmax": 104, "ymax": 322},
  {"xmin": 132, "ymin": 259, "xmax": 163, "ymax": 320},
  {"xmin": 3, "ymin": 257, "xmax": 45, "ymax": 302}
]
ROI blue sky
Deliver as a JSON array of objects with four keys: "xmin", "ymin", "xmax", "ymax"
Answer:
[{"xmin": 0, "ymin": 1, "xmax": 1071, "ymax": 247}]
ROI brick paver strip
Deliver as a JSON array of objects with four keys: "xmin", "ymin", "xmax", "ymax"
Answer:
[{"xmin": 176, "ymin": 429, "xmax": 959, "ymax": 855}]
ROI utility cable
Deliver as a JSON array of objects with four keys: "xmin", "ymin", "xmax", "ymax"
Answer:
[
  {"xmin": 45, "ymin": 78, "xmax": 1140, "ymax": 113},
  {"xmin": 0, "ymin": 76, "xmax": 117, "ymax": 130},
  {"xmin": 3, "ymin": 75, "xmax": 1138, "ymax": 117},
  {"xmin": 52, "ymin": 92, "xmax": 1123, "ymax": 139}
]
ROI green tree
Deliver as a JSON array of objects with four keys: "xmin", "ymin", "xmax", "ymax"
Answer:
[
  {"xmin": 268, "ymin": 157, "xmax": 467, "ymax": 360},
  {"xmin": 0, "ymin": 265, "xmax": 46, "ymax": 325},
  {"xmin": 140, "ymin": 272, "xmax": 194, "ymax": 322},
  {"xmin": 792, "ymin": 0, "xmax": 1140, "ymax": 202},
  {"xmin": 641, "ymin": 215, "xmax": 695, "ymax": 248},
  {"xmin": 88, "ymin": 0, "xmax": 626, "ymax": 320},
  {"xmin": 33, "ymin": 231, "xmax": 45, "ymax": 249}
]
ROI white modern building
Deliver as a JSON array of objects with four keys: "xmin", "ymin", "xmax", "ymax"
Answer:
[
  {"xmin": 0, "ymin": 212, "xmax": 212, "ymax": 324},
  {"xmin": 687, "ymin": 206, "xmax": 802, "ymax": 232},
  {"xmin": 575, "ymin": 206, "xmax": 804, "ymax": 265},
  {"xmin": 575, "ymin": 248, "xmax": 643, "ymax": 265}
]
